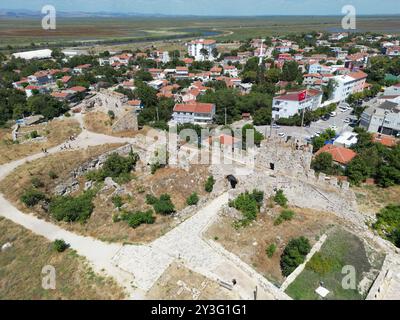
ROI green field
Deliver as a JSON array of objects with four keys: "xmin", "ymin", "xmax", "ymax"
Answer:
[
  {"xmin": 1, "ymin": 15, "xmax": 400, "ymax": 50},
  {"xmin": 285, "ymin": 228, "xmax": 384, "ymax": 300}
]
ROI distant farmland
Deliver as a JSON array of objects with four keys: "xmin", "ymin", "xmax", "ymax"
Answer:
[{"xmin": 1, "ymin": 15, "xmax": 399, "ymax": 50}]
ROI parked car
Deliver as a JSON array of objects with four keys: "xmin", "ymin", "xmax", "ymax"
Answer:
[
  {"xmin": 330, "ymin": 112, "xmax": 337, "ymax": 117},
  {"xmin": 330, "ymin": 125, "xmax": 338, "ymax": 131},
  {"xmin": 343, "ymin": 118, "xmax": 351, "ymax": 123},
  {"xmin": 278, "ymin": 132, "xmax": 286, "ymax": 138}
]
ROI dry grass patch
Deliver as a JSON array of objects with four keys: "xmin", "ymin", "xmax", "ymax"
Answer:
[
  {"xmin": 0, "ymin": 144, "xmax": 124, "ymax": 212},
  {"xmin": 0, "ymin": 217, "xmax": 125, "ymax": 300},
  {"xmin": 205, "ymin": 206, "xmax": 341, "ymax": 285},
  {"xmin": 146, "ymin": 262, "xmax": 238, "ymax": 300},
  {"xmin": 83, "ymin": 111, "xmax": 146, "ymax": 138},
  {"xmin": 0, "ymin": 119, "xmax": 81, "ymax": 165},
  {"xmin": 353, "ymin": 185, "xmax": 400, "ymax": 218},
  {"xmin": 80, "ymin": 164, "xmax": 210, "ymax": 243}
]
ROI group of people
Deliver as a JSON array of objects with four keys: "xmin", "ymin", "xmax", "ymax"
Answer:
[{"xmin": 60, "ymin": 135, "xmax": 78, "ymax": 151}]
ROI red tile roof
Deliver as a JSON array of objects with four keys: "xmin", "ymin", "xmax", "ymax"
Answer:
[
  {"xmin": 349, "ymin": 70, "xmax": 368, "ymax": 80},
  {"xmin": 69, "ymin": 86, "xmax": 87, "ymax": 93},
  {"xmin": 372, "ymin": 133, "xmax": 397, "ymax": 147},
  {"xmin": 173, "ymin": 102, "xmax": 214, "ymax": 114},
  {"xmin": 316, "ymin": 145, "xmax": 357, "ymax": 165}
]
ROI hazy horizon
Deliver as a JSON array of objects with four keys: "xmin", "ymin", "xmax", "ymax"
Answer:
[{"xmin": 0, "ymin": 0, "xmax": 399, "ymax": 16}]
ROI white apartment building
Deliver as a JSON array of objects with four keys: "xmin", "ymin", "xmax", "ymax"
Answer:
[
  {"xmin": 172, "ymin": 102, "xmax": 216, "ymax": 124},
  {"xmin": 187, "ymin": 39, "xmax": 217, "ymax": 61},
  {"xmin": 272, "ymin": 89, "xmax": 323, "ymax": 119},
  {"xmin": 330, "ymin": 71, "xmax": 368, "ymax": 103}
]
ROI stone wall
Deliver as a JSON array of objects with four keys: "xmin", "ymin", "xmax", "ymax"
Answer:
[{"xmin": 255, "ymin": 137, "xmax": 313, "ymax": 177}]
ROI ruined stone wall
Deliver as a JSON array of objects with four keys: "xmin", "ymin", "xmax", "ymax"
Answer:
[
  {"xmin": 84, "ymin": 90, "xmax": 129, "ymax": 117},
  {"xmin": 256, "ymin": 137, "xmax": 313, "ymax": 177}
]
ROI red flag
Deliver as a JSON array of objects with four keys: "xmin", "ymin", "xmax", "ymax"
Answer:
[{"xmin": 298, "ymin": 90, "xmax": 307, "ymax": 101}]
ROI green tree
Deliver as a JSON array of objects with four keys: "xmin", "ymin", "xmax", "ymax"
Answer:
[{"xmin": 280, "ymin": 237, "xmax": 311, "ymax": 276}]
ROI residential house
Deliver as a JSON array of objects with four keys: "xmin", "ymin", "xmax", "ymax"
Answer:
[
  {"xmin": 315, "ymin": 144, "xmax": 356, "ymax": 167},
  {"xmin": 223, "ymin": 65, "xmax": 238, "ymax": 78},
  {"xmin": 73, "ymin": 64, "xmax": 91, "ymax": 74},
  {"xmin": 175, "ymin": 67, "xmax": 189, "ymax": 79},
  {"xmin": 172, "ymin": 102, "xmax": 216, "ymax": 124}
]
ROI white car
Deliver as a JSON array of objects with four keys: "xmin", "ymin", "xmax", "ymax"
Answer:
[
  {"xmin": 330, "ymin": 125, "xmax": 338, "ymax": 131},
  {"xmin": 330, "ymin": 112, "xmax": 337, "ymax": 117},
  {"xmin": 315, "ymin": 131, "xmax": 321, "ymax": 136},
  {"xmin": 272, "ymin": 124, "xmax": 281, "ymax": 129},
  {"xmin": 343, "ymin": 118, "xmax": 351, "ymax": 123},
  {"xmin": 278, "ymin": 132, "xmax": 286, "ymax": 138}
]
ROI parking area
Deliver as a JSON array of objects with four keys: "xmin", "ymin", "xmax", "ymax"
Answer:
[{"xmin": 256, "ymin": 106, "xmax": 358, "ymax": 141}]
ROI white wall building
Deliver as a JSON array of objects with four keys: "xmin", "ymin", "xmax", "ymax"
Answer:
[
  {"xmin": 187, "ymin": 39, "xmax": 217, "ymax": 61},
  {"xmin": 172, "ymin": 102, "xmax": 216, "ymax": 124},
  {"xmin": 330, "ymin": 71, "xmax": 368, "ymax": 103},
  {"xmin": 272, "ymin": 89, "xmax": 323, "ymax": 119}
]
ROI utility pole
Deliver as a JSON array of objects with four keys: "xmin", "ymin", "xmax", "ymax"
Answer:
[{"xmin": 156, "ymin": 106, "xmax": 160, "ymax": 122}]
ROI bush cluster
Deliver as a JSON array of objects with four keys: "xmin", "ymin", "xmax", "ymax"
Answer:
[
  {"xmin": 146, "ymin": 194, "xmax": 175, "ymax": 215},
  {"xmin": 280, "ymin": 237, "xmax": 311, "ymax": 277},
  {"xmin": 49, "ymin": 190, "xmax": 96, "ymax": 222}
]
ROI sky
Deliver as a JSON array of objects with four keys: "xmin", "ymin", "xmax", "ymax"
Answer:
[{"xmin": 0, "ymin": 0, "xmax": 399, "ymax": 16}]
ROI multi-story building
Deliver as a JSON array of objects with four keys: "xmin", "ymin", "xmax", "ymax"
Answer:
[
  {"xmin": 187, "ymin": 39, "xmax": 217, "ymax": 61},
  {"xmin": 360, "ymin": 101, "xmax": 400, "ymax": 136},
  {"xmin": 330, "ymin": 71, "xmax": 368, "ymax": 103},
  {"xmin": 272, "ymin": 89, "xmax": 323, "ymax": 119},
  {"xmin": 172, "ymin": 102, "xmax": 216, "ymax": 124}
]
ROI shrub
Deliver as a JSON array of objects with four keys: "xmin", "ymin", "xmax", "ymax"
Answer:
[
  {"xmin": 30, "ymin": 130, "xmax": 40, "ymax": 139},
  {"xmin": 145, "ymin": 194, "xmax": 158, "ymax": 205},
  {"xmin": 118, "ymin": 209, "xmax": 155, "ymax": 228},
  {"xmin": 280, "ymin": 237, "xmax": 311, "ymax": 277},
  {"xmin": 205, "ymin": 176, "xmax": 215, "ymax": 193},
  {"xmin": 229, "ymin": 190, "xmax": 264, "ymax": 226},
  {"xmin": 48, "ymin": 171, "xmax": 58, "ymax": 179},
  {"xmin": 20, "ymin": 188, "xmax": 45, "ymax": 207},
  {"xmin": 112, "ymin": 195, "xmax": 123, "ymax": 208},
  {"xmin": 186, "ymin": 192, "xmax": 199, "ymax": 206},
  {"xmin": 49, "ymin": 190, "xmax": 96, "ymax": 222},
  {"xmin": 153, "ymin": 194, "xmax": 175, "ymax": 215},
  {"xmin": 273, "ymin": 189, "xmax": 288, "ymax": 207},
  {"xmin": 108, "ymin": 110, "xmax": 115, "ymax": 120},
  {"xmin": 30, "ymin": 177, "xmax": 44, "ymax": 188},
  {"xmin": 274, "ymin": 209, "xmax": 295, "ymax": 226},
  {"xmin": 53, "ymin": 239, "xmax": 70, "ymax": 252},
  {"xmin": 102, "ymin": 152, "xmax": 138, "ymax": 179},
  {"xmin": 266, "ymin": 243, "xmax": 277, "ymax": 258},
  {"xmin": 150, "ymin": 161, "xmax": 162, "ymax": 174}
]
